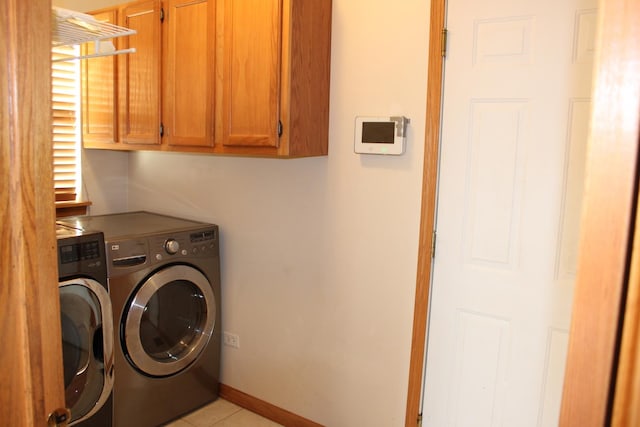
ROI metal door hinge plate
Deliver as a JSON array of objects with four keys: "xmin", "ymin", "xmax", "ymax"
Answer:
[
  {"xmin": 431, "ymin": 230, "xmax": 437, "ymax": 258},
  {"xmin": 441, "ymin": 28, "xmax": 448, "ymax": 57}
]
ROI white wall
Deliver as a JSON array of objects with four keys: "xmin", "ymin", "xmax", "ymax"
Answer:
[
  {"xmin": 65, "ymin": 0, "xmax": 430, "ymax": 425},
  {"xmin": 82, "ymin": 149, "xmax": 128, "ymax": 215}
]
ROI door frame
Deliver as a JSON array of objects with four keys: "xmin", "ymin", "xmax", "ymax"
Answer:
[
  {"xmin": 404, "ymin": 0, "xmax": 445, "ymax": 425},
  {"xmin": 559, "ymin": 0, "xmax": 640, "ymax": 425},
  {"xmin": 1, "ymin": 0, "xmax": 66, "ymax": 425},
  {"xmin": 404, "ymin": 0, "xmax": 640, "ymax": 425}
]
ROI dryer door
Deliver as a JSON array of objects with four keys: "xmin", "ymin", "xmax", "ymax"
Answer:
[
  {"xmin": 123, "ymin": 264, "xmax": 216, "ymax": 377},
  {"xmin": 59, "ymin": 278, "xmax": 114, "ymax": 425}
]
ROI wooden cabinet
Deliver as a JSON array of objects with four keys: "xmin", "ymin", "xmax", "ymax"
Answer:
[
  {"xmin": 82, "ymin": 1, "xmax": 163, "ymax": 149},
  {"xmin": 163, "ymin": 0, "xmax": 216, "ymax": 148},
  {"xmin": 82, "ymin": 0, "xmax": 332, "ymax": 158},
  {"xmin": 219, "ymin": 0, "xmax": 332, "ymax": 157},
  {"xmin": 221, "ymin": 0, "xmax": 281, "ymax": 150},
  {"xmin": 81, "ymin": 9, "xmax": 118, "ymax": 147},
  {"xmin": 119, "ymin": 0, "xmax": 162, "ymax": 146}
]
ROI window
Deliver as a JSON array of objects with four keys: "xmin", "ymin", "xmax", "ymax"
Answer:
[{"xmin": 51, "ymin": 45, "xmax": 81, "ymax": 203}]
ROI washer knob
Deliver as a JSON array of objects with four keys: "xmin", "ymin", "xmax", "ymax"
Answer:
[{"xmin": 164, "ymin": 239, "xmax": 180, "ymax": 255}]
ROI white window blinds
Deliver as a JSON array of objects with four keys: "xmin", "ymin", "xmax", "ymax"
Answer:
[{"xmin": 51, "ymin": 45, "xmax": 80, "ymax": 202}]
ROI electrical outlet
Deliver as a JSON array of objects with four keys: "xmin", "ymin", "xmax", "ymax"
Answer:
[{"xmin": 223, "ymin": 332, "xmax": 240, "ymax": 349}]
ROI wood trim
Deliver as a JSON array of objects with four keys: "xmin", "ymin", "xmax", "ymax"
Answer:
[
  {"xmin": 219, "ymin": 383, "xmax": 324, "ymax": 427},
  {"xmin": 613, "ymin": 188, "xmax": 640, "ymax": 426},
  {"xmin": 607, "ymin": 2, "xmax": 640, "ymax": 427},
  {"xmin": 0, "ymin": 0, "xmax": 65, "ymax": 425},
  {"xmin": 404, "ymin": 0, "xmax": 446, "ymax": 425},
  {"xmin": 559, "ymin": 0, "xmax": 640, "ymax": 425}
]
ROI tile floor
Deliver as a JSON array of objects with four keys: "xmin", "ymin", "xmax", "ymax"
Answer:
[{"xmin": 164, "ymin": 398, "xmax": 284, "ymax": 427}]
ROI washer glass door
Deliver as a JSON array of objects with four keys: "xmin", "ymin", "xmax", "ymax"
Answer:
[
  {"xmin": 59, "ymin": 278, "xmax": 113, "ymax": 424},
  {"xmin": 124, "ymin": 265, "xmax": 216, "ymax": 377}
]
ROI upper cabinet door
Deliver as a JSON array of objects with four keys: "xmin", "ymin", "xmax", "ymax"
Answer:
[
  {"xmin": 222, "ymin": 0, "xmax": 282, "ymax": 148},
  {"xmin": 163, "ymin": 0, "xmax": 216, "ymax": 148},
  {"xmin": 82, "ymin": 9, "xmax": 118, "ymax": 147},
  {"xmin": 119, "ymin": 0, "xmax": 162, "ymax": 146}
]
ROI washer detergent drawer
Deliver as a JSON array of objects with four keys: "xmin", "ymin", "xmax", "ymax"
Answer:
[{"xmin": 59, "ymin": 278, "xmax": 113, "ymax": 425}]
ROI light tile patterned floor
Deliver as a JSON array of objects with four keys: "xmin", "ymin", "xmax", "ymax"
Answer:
[{"xmin": 164, "ymin": 398, "xmax": 283, "ymax": 427}]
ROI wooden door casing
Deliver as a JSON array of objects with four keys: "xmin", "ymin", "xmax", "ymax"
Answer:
[
  {"xmin": 404, "ymin": 0, "xmax": 445, "ymax": 424},
  {"xmin": 0, "ymin": 0, "xmax": 65, "ymax": 425},
  {"xmin": 560, "ymin": 0, "xmax": 640, "ymax": 425}
]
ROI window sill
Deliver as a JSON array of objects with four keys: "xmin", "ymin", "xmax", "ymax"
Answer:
[{"xmin": 56, "ymin": 200, "xmax": 92, "ymax": 218}]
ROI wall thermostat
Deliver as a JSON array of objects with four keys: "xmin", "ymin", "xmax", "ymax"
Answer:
[{"xmin": 354, "ymin": 116, "xmax": 410, "ymax": 155}]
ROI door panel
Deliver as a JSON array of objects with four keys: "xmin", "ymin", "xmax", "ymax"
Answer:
[
  {"xmin": 422, "ymin": 0, "xmax": 597, "ymax": 425},
  {"xmin": 163, "ymin": 0, "xmax": 216, "ymax": 147},
  {"xmin": 222, "ymin": 0, "xmax": 281, "ymax": 148},
  {"xmin": 119, "ymin": 0, "xmax": 162, "ymax": 145},
  {"xmin": 82, "ymin": 9, "xmax": 118, "ymax": 146}
]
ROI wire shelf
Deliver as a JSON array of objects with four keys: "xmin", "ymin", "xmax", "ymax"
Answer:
[{"xmin": 52, "ymin": 7, "xmax": 136, "ymax": 61}]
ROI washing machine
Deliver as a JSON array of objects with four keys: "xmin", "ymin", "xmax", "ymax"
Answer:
[
  {"xmin": 58, "ymin": 212, "xmax": 221, "ymax": 427},
  {"xmin": 56, "ymin": 225, "xmax": 114, "ymax": 427}
]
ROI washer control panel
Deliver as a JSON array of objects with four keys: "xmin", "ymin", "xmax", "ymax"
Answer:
[{"xmin": 57, "ymin": 230, "xmax": 107, "ymax": 280}]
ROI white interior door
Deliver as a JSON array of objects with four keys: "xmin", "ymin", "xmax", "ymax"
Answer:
[{"xmin": 422, "ymin": 0, "xmax": 597, "ymax": 426}]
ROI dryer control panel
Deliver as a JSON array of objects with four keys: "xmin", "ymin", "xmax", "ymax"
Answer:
[
  {"xmin": 106, "ymin": 226, "xmax": 219, "ymax": 277},
  {"xmin": 150, "ymin": 228, "xmax": 218, "ymax": 261}
]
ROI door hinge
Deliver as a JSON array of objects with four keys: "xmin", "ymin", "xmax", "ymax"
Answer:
[
  {"xmin": 159, "ymin": 123, "xmax": 164, "ymax": 137},
  {"xmin": 160, "ymin": 7, "xmax": 165, "ymax": 23},
  {"xmin": 417, "ymin": 412, "xmax": 423, "ymax": 427},
  {"xmin": 441, "ymin": 28, "xmax": 448, "ymax": 57},
  {"xmin": 431, "ymin": 230, "xmax": 437, "ymax": 258},
  {"xmin": 277, "ymin": 120, "xmax": 283, "ymax": 137}
]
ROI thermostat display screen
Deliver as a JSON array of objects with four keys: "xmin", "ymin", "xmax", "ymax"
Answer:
[
  {"xmin": 362, "ymin": 122, "xmax": 395, "ymax": 144},
  {"xmin": 354, "ymin": 115, "xmax": 410, "ymax": 155}
]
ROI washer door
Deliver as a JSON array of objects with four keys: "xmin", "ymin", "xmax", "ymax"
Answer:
[
  {"xmin": 123, "ymin": 265, "xmax": 216, "ymax": 377},
  {"xmin": 59, "ymin": 278, "xmax": 114, "ymax": 425}
]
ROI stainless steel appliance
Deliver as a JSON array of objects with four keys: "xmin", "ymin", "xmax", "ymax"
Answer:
[
  {"xmin": 59, "ymin": 212, "xmax": 221, "ymax": 427},
  {"xmin": 56, "ymin": 225, "xmax": 113, "ymax": 427}
]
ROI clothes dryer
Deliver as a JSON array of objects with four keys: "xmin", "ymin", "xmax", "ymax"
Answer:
[
  {"xmin": 59, "ymin": 212, "xmax": 221, "ymax": 427},
  {"xmin": 56, "ymin": 225, "xmax": 113, "ymax": 427}
]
